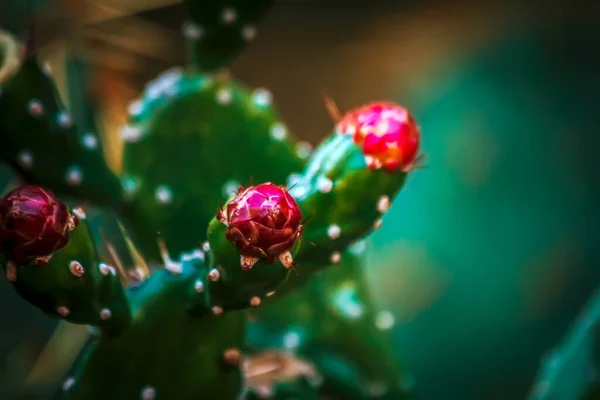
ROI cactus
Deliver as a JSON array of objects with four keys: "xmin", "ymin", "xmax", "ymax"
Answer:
[
  {"xmin": 0, "ymin": 2, "xmax": 421, "ymax": 398},
  {"xmin": 529, "ymin": 289, "xmax": 600, "ymax": 400}
]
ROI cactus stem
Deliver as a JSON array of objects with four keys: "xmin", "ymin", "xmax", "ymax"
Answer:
[
  {"xmin": 376, "ymin": 195, "xmax": 391, "ymax": 213},
  {"xmin": 69, "ymin": 261, "xmax": 85, "ymax": 277},
  {"xmin": 250, "ymin": 296, "xmax": 261, "ymax": 308},
  {"xmin": 223, "ymin": 347, "xmax": 241, "ymax": 366},
  {"xmin": 327, "ymin": 224, "xmax": 341, "ymax": 240},
  {"xmin": 278, "ymin": 251, "xmax": 294, "ymax": 269},
  {"xmin": 208, "ymin": 268, "xmax": 221, "ymax": 282},
  {"xmin": 241, "ymin": 255, "xmax": 259, "ymax": 271},
  {"xmin": 5, "ymin": 261, "xmax": 16, "ymax": 282}
]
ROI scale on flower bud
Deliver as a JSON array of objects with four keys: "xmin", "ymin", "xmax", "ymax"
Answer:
[
  {"xmin": 0, "ymin": 185, "xmax": 78, "ymax": 266},
  {"xmin": 337, "ymin": 101, "xmax": 422, "ymax": 173},
  {"xmin": 216, "ymin": 182, "xmax": 303, "ymax": 271}
]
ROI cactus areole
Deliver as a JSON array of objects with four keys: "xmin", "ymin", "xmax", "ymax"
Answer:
[
  {"xmin": 217, "ymin": 183, "xmax": 303, "ymax": 271},
  {"xmin": 0, "ymin": 185, "xmax": 77, "ymax": 266},
  {"xmin": 338, "ymin": 102, "xmax": 421, "ymax": 173}
]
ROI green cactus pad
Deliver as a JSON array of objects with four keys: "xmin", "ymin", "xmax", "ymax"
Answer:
[
  {"xmin": 246, "ymin": 251, "xmax": 411, "ymax": 400},
  {"xmin": 59, "ymin": 260, "xmax": 246, "ymax": 400},
  {"xmin": 183, "ymin": 0, "xmax": 272, "ymax": 72},
  {"xmin": 0, "ymin": 32, "xmax": 123, "ymax": 208},
  {"xmin": 1, "ymin": 215, "xmax": 131, "ymax": 335},
  {"xmin": 121, "ymin": 69, "xmax": 305, "ymax": 261},
  {"xmin": 290, "ymin": 133, "xmax": 407, "ymax": 274}
]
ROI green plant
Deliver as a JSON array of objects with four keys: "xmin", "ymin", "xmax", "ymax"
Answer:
[{"xmin": 0, "ymin": 2, "xmax": 420, "ymax": 398}]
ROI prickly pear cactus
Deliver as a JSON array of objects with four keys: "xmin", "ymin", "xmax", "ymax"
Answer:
[{"xmin": 0, "ymin": 2, "xmax": 421, "ymax": 399}]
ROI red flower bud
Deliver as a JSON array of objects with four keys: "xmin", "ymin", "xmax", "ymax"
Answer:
[
  {"xmin": 217, "ymin": 183, "xmax": 303, "ymax": 271},
  {"xmin": 0, "ymin": 186, "xmax": 77, "ymax": 266},
  {"xmin": 338, "ymin": 102, "xmax": 421, "ymax": 173}
]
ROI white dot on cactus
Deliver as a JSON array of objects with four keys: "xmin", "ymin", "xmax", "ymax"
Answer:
[
  {"xmin": 194, "ymin": 280, "xmax": 204, "ymax": 293},
  {"xmin": 222, "ymin": 179, "xmax": 241, "ymax": 198},
  {"xmin": 121, "ymin": 125, "xmax": 142, "ymax": 142},
  {"xmin": 181, "ymin": 248, "xmax": 205, "ymax": 263},
  {"xmin": 27, "ymin": 99, "xmax": 44, "ymax": 117},
  {"xmin": 216, "ymin": 88, "xmax": 233, "ymax": 105},
  {"xmin": 155, "ymin": 185, "xmax": 173, "ymax": 204},
  {"xmin": 5, "ymin": 261, "xmax": 17, "ymax": 282},
  {"xmin": 66, "ymin": 166, "xmax": 83, "ymax": 185},
  {"xmin": 373, "ymin": 218, "xmax": 383, "ymax": 230},
  {"xmin": 99, "ymin": 263, "xmax": 116, "ymax": 276},
  {"xmin": 377, "ymin": 195, "xmax": 391, "ymax": 213},
  {"xmin": 330, "ymin": 251, "xmax": 341, "ymax": 264},
  {"xmin": 202, "ymin": 241, "xmax": 211, "ymax": 252},
  {"xmin": 296, "ymin": 141, "xmax": 313, "ymax": 159},
  {"xmin": 182, "ymin": 21, "xmax": 204, "ymax": 40},
  {"xmin": 82, "ymin": 132, "xmax": 98, "ymax": 149},
  {"xmin": 100, "ymin": 308, "xmax": 112, "ymax": 320},
  {"xmin": 212, "ymin": 306, "xmax": 224, "ymax": 315},
  {"xmin": 289, "ymin": 185, "xmax": 307, "ymax": 199},
  {"xmin": 283, "ymin": 332, "xmax": 301, "ymax": 349},
  {"xmin": 62, "ymin": 377, "xmax": 75, "ymax": 391},
  {"xmin": 250, "ymin": 296, "xmax": 261, "ymax": 307},
  {"xmin": 122, "ymin": 177, "xmax": 139, "ymax": 195},
  {"xmin": 57, "ymin": 111, "xmax": 72, "ymax": 128},
  {"xmin": 287, "ymin": 173, "xmax": 302, "ymax": 186},
  {"xmin": 348, "ymin": 240, "xmax": 366, "ymax": 255},
  {"xmin": 242, "ymin": 25, "xmax": 257, "ymax": 41},
  {"xmin": 140, "ymin": 385, "xmax": 156, "ymax": 400},
  {"xmin": 222, "ymin": 8, "xmax": 237, "ymax": 24},
  {"xmin": 17, "ymin": 150, "xmax": 33, "ymax": 168},
  {"xmin": 366, "ymin": 382, "xmax": 388, "ymax": 397},
  {"xmin": 266, "ymin": 291, "xmax": 276, "ymax": 297},
  {"xmin": 57, "ymin": 306, "xmax": 70, "ymax": 317},
  {"xmin": 208, "ymin": 268, "xmax": 221, "ymax": 282},
  {"xmin": 69, "ymin": 261, "xmax": 85, "ymax": 277},
  {"xmin": 72, "ymin": 207, "xmax": 87, "ymax": 220},
  {"xmin": 375, "ymin": 310, "xmax": 395, "ymax": 330},
  {"xmin": 270, "ymin": 123, "xmax": 287, "ymax": 141},
  {"xmin": 317, "ymin": 176, "xmax": 333, "ymax": 193},
  {"xmin": 128, "ymin": 99, "xmax": 143, "ymax": 116},
  {"xmin": 252, "ymin": 88, "xmax": 272, "ymax": 108},
  {"xmin": 327, "ymin": 224, "xmax": 341, "ymax": 240},
  {"xmin": 43, "ymin": 62, "xmax": 52, "ymax": 75}
]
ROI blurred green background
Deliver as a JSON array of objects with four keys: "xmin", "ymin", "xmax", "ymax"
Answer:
[{"xmin": 0, "ymin": 1, "xmax": 598, "ymax": 399}]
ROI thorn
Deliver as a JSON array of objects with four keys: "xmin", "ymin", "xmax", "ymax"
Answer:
[
  {"xmin": 157, "ymin": 237, "xmax": 182, "ymax": 274},
  {"xmin": 322, "ymin": 92, "xmax": 342, "ymax": 123},
  {"xmin": 278, "ymin": 251, "xmax": 295, "ymax": 269},
  {"xmin": 100, "ymin": 230, "xmax": 129, "ymax": 283},
  {"xmin": 241, "ymin": 255, "xmax": 260, "ymax": 271},
  {"xmin": 301, "ymin": 213, "xmax": 314, "ymax": 225}
]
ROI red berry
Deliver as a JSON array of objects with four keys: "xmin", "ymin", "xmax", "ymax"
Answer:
[
  {"xmin": 217, "ymin": 183, "xmax": 303, "ymax": 270},
  {"xmin": 0, "ymin": 186, "xmax": 77, "ymax": 266},
  {"xmin": 337, "ymin": 102, "xmax": 420, "ymax": 173}
]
